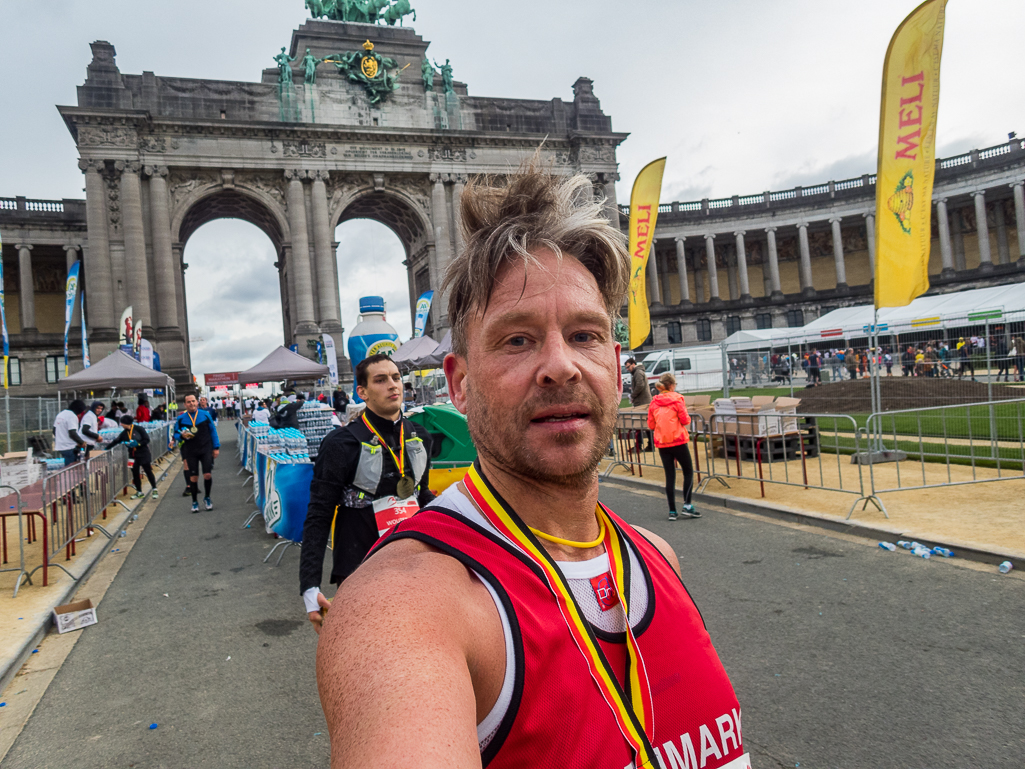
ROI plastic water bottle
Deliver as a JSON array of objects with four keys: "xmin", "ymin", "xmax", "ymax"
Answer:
[
  {"xmin": 931, "ymin": 547, "xmax": 954, "ymax": 558},
  {"xmin": 911, "ymin": 541, "xmax": 929, "ymax": 551},
  {"xmin": 912, "ymin": 547, "xmax": 932, "ymax": 559},
  {"xmin": 998, "ymin": 561, "xmax": 1014, "ymax": 574},
  {"xmin": 897, "ymin": 540, "xmax": 913, "ymax": 550},
  {"xmin": 879, "ymin": 542, "xmax": 897, "ymax": 552}
]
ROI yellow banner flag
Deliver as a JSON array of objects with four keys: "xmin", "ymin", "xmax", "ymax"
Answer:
[
  {"xmin": 627, "ymin": 158, "xmax": 666, "ymax": 350},
  {"xmin": 874, "ymin": 0, "xmax": 947, "ymax": 309}
]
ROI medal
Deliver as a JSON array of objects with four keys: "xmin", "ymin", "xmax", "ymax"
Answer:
[
  {"xmin": 396, "ymin": 475, "xmax": 415, "ymax": 499},
  {"xmin": 362, "ymin": 414, "xmax": 416, "ymax": 498}
]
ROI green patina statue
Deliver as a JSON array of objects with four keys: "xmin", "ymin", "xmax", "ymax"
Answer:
[
  {"xmin": 301, "ymin": 48, "xmax": 320, "ymax": 84},
  {"xmin": 420, "ymin": 57, "xmax": 435, "ymax": 91},
  {"xmin": 323, "ymin": 40, "xmax": 403, "ymax": 104},
  {"xmin": 306, "ymin": 0, "xmax": 415, "ymax": 25},
  {"xmin": 274, "ymin": 47, "xmax": 296, "ymax": 84},
  {"xmin": 433, "ymin": 58, "xmax": 454, "ymax": 94}
]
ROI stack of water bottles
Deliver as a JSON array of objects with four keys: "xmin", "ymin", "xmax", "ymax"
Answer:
[
  {"xmin": 266, "ymin": 427, "xmax": 312, "ymax": 464},
  {"xmin": 44, "ymin": 457, "xmax": 68, "ymax": 472},
  {"xmin": 297, "ymin": 402, "xmax": 334, "ymax": 459}
]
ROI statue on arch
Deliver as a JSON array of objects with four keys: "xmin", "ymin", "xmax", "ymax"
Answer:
[
  {"xmin": 382, "ymin": 0, "xmax": 416, "ymax": 25},
  {"xmin": 433, "ymin": 58, "xmax": 454, "ymax": 94},
  {"xmin": 274, "ymin": 48, "xmax": 296, "ymax": 84},
  {"xmin": 420, "ymin": 57, "xmax": 435, "ymax": 91},
  {"xmin": 301, "ymin": 48, "xmax": 320, "ymax": 84}
]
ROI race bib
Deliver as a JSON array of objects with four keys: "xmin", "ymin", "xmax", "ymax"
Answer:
[{"xmin": 372, "ymin": 495, "xmax": 420, "ymax": 537}]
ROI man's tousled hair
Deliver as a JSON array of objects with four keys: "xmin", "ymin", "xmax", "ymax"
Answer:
[
  {"xmin": 443, "ymin": 159, "xmax": 630, "ymax": 357},
  {"xmin": 355, "ymin": 353, "xmax": 399, "ymax": 388}
]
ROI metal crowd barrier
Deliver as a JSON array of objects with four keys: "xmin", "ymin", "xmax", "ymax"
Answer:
[
  {"xmin": 698, "ymin": 412, "xmax": 885, "ymax": 519},
  {"xmin": 603, "ymin": 411, "xmax": 711, "ymax": 486},
  {"xmin": 0, "ymin": 486, "xmax": 26, "ymax": 596},
  {"xmin": 864, "ymin": 397, "xmax": 1025, "ymax": 495}
]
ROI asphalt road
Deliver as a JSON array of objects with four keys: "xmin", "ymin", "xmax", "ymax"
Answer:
[{"xmin": 3, "ymin": 425, "xmax": 1023, "ymax": 768}]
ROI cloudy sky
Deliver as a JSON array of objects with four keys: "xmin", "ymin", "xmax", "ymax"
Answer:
[{"xmin": 2, "ymin": 0, "xmax": 1023, "ymax": 375}]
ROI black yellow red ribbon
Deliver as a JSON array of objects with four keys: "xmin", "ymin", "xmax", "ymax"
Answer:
[
  {"xmin": 463, "ymin": 464, "xmax": 656, "ymax": 767},
  {"xmin": 361, "ymin": 413, "xmax": 404, "ymax": 478}
]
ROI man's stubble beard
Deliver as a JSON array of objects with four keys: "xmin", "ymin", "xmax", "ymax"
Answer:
[{"xmin": 465, "ymin": 380, "xmax": 618, "ymax": 489}]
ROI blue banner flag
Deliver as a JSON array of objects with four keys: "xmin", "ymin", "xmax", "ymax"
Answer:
[
  {"xmin": 413, "ymin": 290, "xmax": 434, "ymax": 338},
  {"xmin": 0, "ymin": 231, "xmax": 8, "ymax": 388},
  {"xmin": 81, "ymin": 290, "xmax": 90, "ymax": 367},
  {"xmin": 64, "ymin": 261, "xmax": 81, "ymax": 376}
]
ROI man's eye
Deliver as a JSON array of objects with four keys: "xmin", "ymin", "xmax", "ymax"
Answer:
[
  {"xmin": 572, "ymin": 332, "xmax": 597, "ymax": 343},
  {"xmin": 508, "ymin": 336, "xmax": 528, "ymax": 347}
]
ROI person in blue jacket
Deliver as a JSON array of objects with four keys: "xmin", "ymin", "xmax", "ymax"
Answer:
[{"xmin": 174, "ymin": 393, "xmax": 220, "ymax": 513}]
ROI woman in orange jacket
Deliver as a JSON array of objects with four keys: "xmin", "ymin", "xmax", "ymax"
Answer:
[{"xmin": 646, "ymin": 372, "xmax": 698, "ymax": 520}]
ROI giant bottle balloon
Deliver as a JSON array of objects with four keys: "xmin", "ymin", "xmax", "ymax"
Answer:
[{"xmin": 347, "ymin": 296, "xmax": 399, "ymax": 403}]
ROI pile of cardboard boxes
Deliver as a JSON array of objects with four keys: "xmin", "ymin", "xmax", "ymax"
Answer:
[{"xmin": 687, "ymin": 395, "xmax": 801, "ymax": 437}]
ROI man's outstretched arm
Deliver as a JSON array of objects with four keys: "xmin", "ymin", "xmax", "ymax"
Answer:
[{"xmin": 317, "ymin": 540, "xmax": 496, "ymax": 768}]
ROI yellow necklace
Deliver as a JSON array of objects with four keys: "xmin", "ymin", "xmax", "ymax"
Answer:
[{"xmin": 528, "ymin": 515, "xmax": 606, "ymax": 549}]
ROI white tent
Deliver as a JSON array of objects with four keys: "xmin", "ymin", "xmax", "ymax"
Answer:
[
  {"xmin": 721, "ymin": 328, "xmax": 805, "ymax": 351},
  {"xmin": 802, "ymin": 283, "xmax": 1025, "ymax": 339}
]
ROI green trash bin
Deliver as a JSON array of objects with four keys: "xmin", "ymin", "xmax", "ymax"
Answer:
[
  {"xmin": 406, "ymin": 404, "xmax": 477, "ymax": 466},
  {"xmin": 820, "ymin": 369, "xmax": 830, "ymax": 383}
]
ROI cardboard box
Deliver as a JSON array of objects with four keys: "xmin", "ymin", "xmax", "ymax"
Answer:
[
  {"xmin": 688, "ymin": 406, "xmax": 716, "ymax": 432},
  {"xmin": 687, "ymin": 395, "xmax": 711, "ymax": 408},
  {"xmin": 751, "ymin": 396, "xmax": 776, "ymax": 408},
  {"xmin": 732, "ymin": 397, "xmax": 802, "ymax": 436},
  {"xmin": 53, "ymin": 599, "xmax": 98, "ymax": 634}
]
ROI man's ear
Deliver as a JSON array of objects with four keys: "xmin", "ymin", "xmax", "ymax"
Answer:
[
  {"xmin": 355, "ymin": 384, "xmax": 367, "ymax": 402},
  {"xmin": 444, "ymin": 352, "xmax": 468, "ymax": 415},
  {"xmin": 614, "ymin": 342, "xmax": 623, "ymax": 401}
]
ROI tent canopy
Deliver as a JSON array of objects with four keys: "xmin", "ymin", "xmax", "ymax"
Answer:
[
  {"xmin": 722, "ymin": 328, "xmax": 804, "ymax": 351},
  {"xmin": 392, "ymin": 335, "xmax": 438, "ymax": 365},
  {"xmin": 59, "ymin": 350, "xmax": 172, "ymax": 391},
  {"xmin": 419, "ymin": 330, "xmax": 452, "ymax": 368},
  {"xmin": 802, "ymin": 283, "xmax": 1025, "ymax": 339},
  {"xmin": 238, "ymin": 346, "xmax": 329, "ymax": 385}
]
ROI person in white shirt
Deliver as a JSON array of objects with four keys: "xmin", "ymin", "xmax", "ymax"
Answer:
[
  {"xmin": 54, "ymin": 400, "xmax": 88, "ymax": 465},
  {"xmin": 252, "ymin": 401, "xmax": 271, "ymax": 423},
  {"xmin": 80, "ymin": 401, "xmax": 107, "ymax": 459}
]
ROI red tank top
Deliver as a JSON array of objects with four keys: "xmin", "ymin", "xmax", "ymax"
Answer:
[{"xmin": 377, "ymin": 504, "xmax": 745, "ymax": 769}]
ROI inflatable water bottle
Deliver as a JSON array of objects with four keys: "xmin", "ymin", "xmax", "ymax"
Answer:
[{"xmin": 347, "ymin": 296, "xmax": 399, "ymax": 403}]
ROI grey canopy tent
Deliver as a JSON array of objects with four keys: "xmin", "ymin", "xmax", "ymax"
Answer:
[
  {"xmin": 391, "ymin": 335, "xmax": 438, "ymax": 369},
  {"xmin": 58, "ymin": 350, "xmax": 173, "ymax": 392},
  {"xmin": 419, "ymin": 331, "xmax": 452, "ymax": 368},
  {"xmin": 237, "ymin": 346, "xmax": 329, "ymax": 385}
]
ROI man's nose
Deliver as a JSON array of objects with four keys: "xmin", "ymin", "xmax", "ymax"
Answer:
[{"xmin": 535, "ymin": 336, "xmax": 582, "ymax": 387}]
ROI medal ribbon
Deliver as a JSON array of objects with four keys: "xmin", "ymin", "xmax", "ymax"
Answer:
[
  {"xmin": 361, "ymin": 413, "xmax": 404, "ymax": 479},
  {"xmin": 463, "ymin": 464, "xmax": 656, "ymax": 767}
]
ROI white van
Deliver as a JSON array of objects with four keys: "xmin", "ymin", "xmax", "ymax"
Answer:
[{"xmin": 636, "ymin": 346, "xmax": 725, "ymax": 394}]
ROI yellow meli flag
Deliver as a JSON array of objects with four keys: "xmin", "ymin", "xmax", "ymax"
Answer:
[
  {"xmin": 627, "ymin": 158, "xmax": 666, "ymax": 350},
  {"xmin": 874, "ymin": 0, "xmax": 947, "ymax": 309}
]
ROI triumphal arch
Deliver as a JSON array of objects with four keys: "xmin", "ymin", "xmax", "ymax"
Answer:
[{"xmin": 58, "ymin": 4, "xmax": 626, "ymax": 385}]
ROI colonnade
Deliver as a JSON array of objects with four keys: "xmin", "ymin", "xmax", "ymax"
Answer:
[{"xmin": 643, "ymin": 183, "xmax": 1025, "ymax": 308}]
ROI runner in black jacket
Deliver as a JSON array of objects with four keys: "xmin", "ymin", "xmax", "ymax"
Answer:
[{"xmin": 108, "ymin": 415, "xmax": 159, "ymax": 499}]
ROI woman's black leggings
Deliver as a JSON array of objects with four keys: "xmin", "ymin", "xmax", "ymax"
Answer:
[
  {"xmin": 658, "ymin": 443, "xmax": 694, "ymax": 511},
  {"xmin": 133, "ymin": 462, "xmax": 157, "ymax": 492}
]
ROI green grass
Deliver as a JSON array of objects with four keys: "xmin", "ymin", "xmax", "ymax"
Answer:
[{"xmin": 814, "ymin": 401, "xmax": 1025, "ymax": 443}]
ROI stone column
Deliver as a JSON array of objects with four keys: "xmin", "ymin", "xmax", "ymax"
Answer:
[
  {"xmin": 79, "ymin": 159, "xmax": 115, "ymax": 333},
  {"xmin": 972, "ymin": 191, "xmax": 993, "ymax": 272},
  {"xmin": 430, "ymin": 174, "xmax": 454, "ymax": 326},
  {"xmin": 703, "ymin": 234, "xmax": 721, "ymax": 303},
  {"xmin": 64, "ymin": 245, "xmax": 82, "ymax": 328},
  {"xmin": 647, "ymin": 244, "xmax": 661, "ymax": 304},
  {"xmin": 144, "ymin": 166, "xmax": 179, "ymax": 331},
  {"xmin": 864, "ymin": 213, "xmax": 876, "ymax": 277},
  {"xmin": 117, "ymin": 161, "xmax": 152, "ymax": 329},
  {"xmin": 674, "ymin": 237, "xmax": 691, "ymax": 306},
  {"xmin": 1011, "ymin": 181, "xmax": 1025, "ymax": 261},
  {"xmin": 601, "ymin": 173, "xmax": 621, "ymax": 228},
  {"xmin": 451, "ymin": 174, "xmax": 466, "ymax": 258},
  {"xmin": 994, "ymin": 199, "xmax": 1010, "ymax": 265},
  {"xmin": 935, "ymin": 199, "xmax": 955, "ymax": 274},
  {"xmin": 285, "ymin": 170, "xmax": 318, "ymax": 334},
  {"xmin": 797, "ymin": 222, "xmax": 815, "ymax": 297},
  {"xmin": 952, "ymin": 208, "xmax": 966, "ymax": 270},
  {"xmin": 15, "ymin": 244, "xmax": 35, "ymax": 333},
  {"xmin": 829, "ymin": 217, "xmax": 848, "ymax": 291},
  {"xmin": 733, "ymin": 230, "xmax": 751, "ymax": 301},
  {"xmin": 764, "ymin": 227, "xmax": 783, "ymax": 298},
  {"xmin": 311, "ymin": 171, "xmax": 341, "ymax": 334}
]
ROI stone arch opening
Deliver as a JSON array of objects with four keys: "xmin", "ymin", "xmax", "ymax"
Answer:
[
  {"xmin": 178, "ymin": 188, "xmax": 287, "ymax": 253},
  {"xmin": 334, "ymin": 189, "xmax": 429, "ymax": 254}
]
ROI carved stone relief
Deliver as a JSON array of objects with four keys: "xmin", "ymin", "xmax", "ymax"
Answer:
[{"xmin": 78, "ymin": 125, "xmax": 136, "ymax": 147}]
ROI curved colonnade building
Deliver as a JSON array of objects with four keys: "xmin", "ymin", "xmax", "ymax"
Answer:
[{"xmin": 630, "ymin": 136, "xmax": 1025, "ymax": 349}]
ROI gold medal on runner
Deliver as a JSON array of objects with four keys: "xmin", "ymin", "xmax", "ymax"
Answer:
[{"xmin": 396, "ymin": 475, "xmax": 415, "ymax": 500}]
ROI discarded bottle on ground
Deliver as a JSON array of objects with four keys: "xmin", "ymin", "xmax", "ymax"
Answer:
[
  {"xmin": 998, "ymin": 561, "xmax": 1014, "ymax": 574},
  {"xmin": 912, "ymin": 547, "xmax": 932, "ymax": 559},
  {"xmin": 897, "ymin": 540, "xmax": 913, "ymax": 550},
  {"xmin": 931, "ymin": 547, "xmax": 954, "ymax": 558},
  {"xmin": 879, "ymin": 542, "xmax": 897, "ymax": 552}
]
